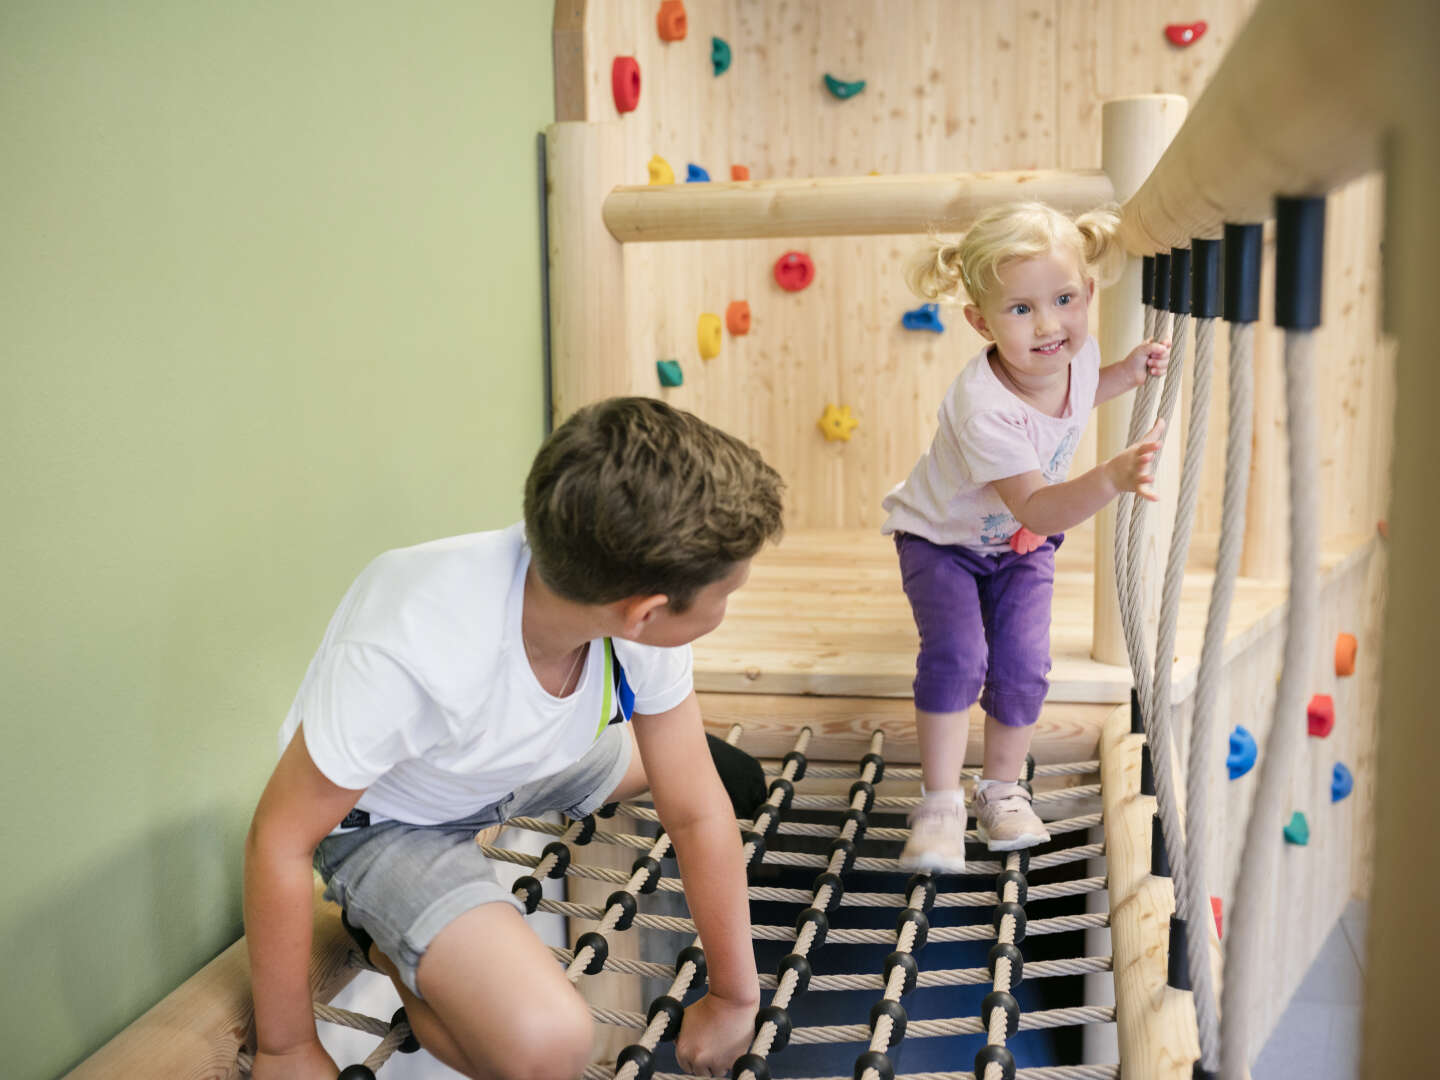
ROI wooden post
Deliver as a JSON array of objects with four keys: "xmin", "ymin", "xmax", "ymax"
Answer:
[
  {"xmin": 546, "ymin": 121, "xmax": 636, "ymax": 427},
  {"xmin": 1093, "ymin": 96, "xmax": 1187, "ymax": 664}
]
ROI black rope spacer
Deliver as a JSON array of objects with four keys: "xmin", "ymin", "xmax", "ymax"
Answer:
[
  {"xmin": 777, "ymin": 952, "xmax": 812, "ymax": 996},
  {"xmin": 812, "ymin": 871, "xmax": 846, "ymax": 911},
  {"xmin": 755, "ymin": 1004, "xmax": 792, "ymax": 1052},
  {"xmin": 895, "ymin": 908, "xmax": 930, "ymax": 952},
  {"xmin": 995, "ymin": 868, "xmax": 1028, "ymax": 907},
  {"xmin": 1169, "ymin": 246, "xmax": 1193, "ymax": 315},
  {"xmin": 981, "ymin": 990, "xmax": 1021, "ymax": 1039},
  {"xmin": 987, "ymin": 942, "xmax": 1025, "ymax": 986},
  {"xmin": 768, "ymin": 776, "xmax": 796, "ymax": 812},
  {"xmin": 859, "ymin": 751, "xmax": 886, "ymax": 784},
  {"xmin": 1141, "ymin": 254, "xmax": 1155, "ymax": 306},
  {"xmin": 829, "ymin": 836, "xmax": 859, "ymax": 875},
  {"xmin": 795, "ymin": 907, "xmax": 830, "ymax": 950},
  {"xmin": 630, "ymin": 854, "xmax": 662, "ymax": 894},
  {"xmin": 848, "ymin": 779, "xmax": 877, "ymax": 814},
  {"xmin": 868, "ymin": 999, "xmax": 908, "ymax": 1049},
  {"xmin": 570, "ymin": 814, "xmax": 597, "ymax": 845},
  {"xmin": 905, "ymin": 873, "xmax": 937, "ymax": 912},
  {"xmin": 513, "ymin": 875, "xmax": 543, "ymax": 914},
  {"xmin": 842, "ymin": 807, "xmax": 870, "ymax": 845},
  {"xmin": 1275, "ymin": 195, "xmax": 1327, "ymax": 331},
  {"xmin": 753, "ymin": 804, "xmax": 781, "ymax": 842},
  {"xmin": 1153, "ymin": 251, "xmax": 1172, "ymax": 315},
  {"xmin": 782, "ymin": 749, "xmax": 809, "ymax": 782},
  {"xmin": 390, "ymin": 1008, "xmax": 421, "ymax": 1054},
  {"xmin": 540, "ymin": 841, "xmax": 571, "ymax": 879},
  {"xmin": 575, "ymin": 931, "xmax": 609, "ymax": 974},
  {"xmin": 1151, "ymin": 813, "xmax": 1171, "ymax": 879},
  {"xmin": 853, "ymin": 1050, "xmax": 895, "ymax": 1080},
  {"xmin": 742, "ymin": 829, "xmax": 768, "ymax": 867},
  {"xmin": 1130, "ymin": 685, "xmax": 1145, "ymax": 734},
  {"xmin": 1223, "ymin": 222, "xmax": 1264, "ymax": 324},
  {"xmin": 646, "ymin": 994, "xmax": 684, "ymax": 1042},
  {"xmin": 1192, "ymin": 237, "xmax": 1222, "ymax": 319},
  {"xmin": 883, "ymin": 950, "xmax": 919, "ymax": 997},
  {"xmin": 676, "ymin": 944, "xmax": 707, "ymax": 985},
  {"xmin": 1168, "ymin": 915, "xmax": 1192, "ymax": 991},
  {"xmin": 1193, "ymin": 1064, "xmax": 1219, "ymax": 1080},
  {"xmin": 1140, "ymin": 742, "xmax": 1156, "ymax": 796},
  {"xmin": 595, "ymin": 801, "xmax": 620, "ymax": 818},
  {"xmin": 616, "ymin": 1044, "xmax": 655, "ymax": 1080},
  {"xmin": 992, "ymin": 901, "xmax": 1027, "ymax": 943},
  {"xmin": 605, "ymin": 890, "xmax": 639, "ymax": 932},
  {"xmin": 732, "ymin": 1052, "xmax": 771, "ymax": 1080},
  {"xmin": 337, "ymin": 1067, "xmax": 376, "ymax": 1080},
  {"xmin": 973, "ymin": 1044, "xmax": 1017, "ymax": 1080}
]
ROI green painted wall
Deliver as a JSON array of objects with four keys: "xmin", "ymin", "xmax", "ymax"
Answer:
[{"xmin": 1, "ymin": 4, "xmax": 552, "ymax": 1075}]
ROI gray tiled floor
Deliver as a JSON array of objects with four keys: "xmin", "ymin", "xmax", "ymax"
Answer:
[{"xmin": 1252, "ymin": 900, "xmax": 1367, "ymax": 1079}]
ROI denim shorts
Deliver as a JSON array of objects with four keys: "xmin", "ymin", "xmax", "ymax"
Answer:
[{"xmin": 313, "ymin": 722, "xmax": 633, "ymax": 996}]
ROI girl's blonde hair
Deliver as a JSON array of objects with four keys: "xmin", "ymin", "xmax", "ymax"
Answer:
[{"xmin": 906, "ymin": 201, "xmax": 1124, "ymax": 309}]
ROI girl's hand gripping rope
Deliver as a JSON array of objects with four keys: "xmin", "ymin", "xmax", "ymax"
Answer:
[{"xmin": 1105, "ymin": 418, "xmax": 1167, "ymax": 502}]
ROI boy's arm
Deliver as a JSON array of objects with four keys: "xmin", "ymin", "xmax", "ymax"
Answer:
[
  {"xmin": 633, "ymin": 692, "xmax": 759, "ymax": 1069},
  {"xmin": 244, "ymin": 727, "xmax": 367, "ymax": 1076}
]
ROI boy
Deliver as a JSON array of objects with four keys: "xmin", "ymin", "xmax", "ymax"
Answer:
[{"xmin": 244, "ymin": 397, "xmax": 785, "ymax": 1079}]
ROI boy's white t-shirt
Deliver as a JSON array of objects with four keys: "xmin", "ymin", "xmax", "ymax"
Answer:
[
  {"xmin": 277, "ymin": 524, "xmax": 693, "ymax": 826},
  {"xmin": 881, "ymin": 336, "xmax": 1101, "ymax": 551}
]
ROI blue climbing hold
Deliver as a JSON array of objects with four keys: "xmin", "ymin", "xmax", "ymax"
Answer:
[
  {"xmin": 902, "ymin": 303, "xmax": 945, "ymax": 332},
  {"xmin": 1283, "ymin": 811, "xmax": 1310, "ymax": 846},
  {"xmin": 1331, "ymin": 762, "xmax": 1354, "ymax": 802},
  {"xmin": 1226, "ymin": 725, "xmax": 1257, "ymax": 780},
  {"xmin": 686, "ymin": 163, "xmax": 710, "ymax": 182}
]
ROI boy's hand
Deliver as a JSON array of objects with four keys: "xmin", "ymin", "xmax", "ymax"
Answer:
[
  {"xmin": 1129, "ymin": 340, "xmax": 1171, "ymax": 386},
  {"xmin": 1105, "ymin": 418, "xmax": 1166, "ymax": 501},
  {"xmin": 251, "ymin": 1038, "xmax": 338, "ymax": 1080},
  {"xmin": 676, "ymin": 991, "xmax": 758, "ymax": 1077}
]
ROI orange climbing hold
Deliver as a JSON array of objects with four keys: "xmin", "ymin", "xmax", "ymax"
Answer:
[
  {"xmin": 1307, "ymin": 694, "xmax": 1335, "ymax": 739},
  {"xmin": 730, "ymin": 164, "xmax": 750, "ymax": 181},
  {"xmin": 726, "ymin": 301, "xmax": 751, "ymax": 335},
  {"xmin": 1335, "ymin": 632, "xmax": 1358, "ymax": 677},
  {"xmin": 657, "ymin": 0, "xmax": 687, "ymax": 41}
]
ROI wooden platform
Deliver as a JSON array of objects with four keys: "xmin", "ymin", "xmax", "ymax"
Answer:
[{"xmin": 694, "ymin": 527, "xmax": 1367, "ymax": 705}]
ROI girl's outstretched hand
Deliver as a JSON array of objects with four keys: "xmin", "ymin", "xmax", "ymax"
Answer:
[
  {"xmin": 1106, "ymin": 418, "xmax": 1166, "ymax": 501},
  {"xmin": 1129, "ymin": 340, "xmax": 1171, "ymax": 386}
]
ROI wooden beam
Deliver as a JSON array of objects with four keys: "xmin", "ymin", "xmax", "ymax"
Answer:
[
  {"xmin": 601, "ymin": 170, "xmax": 1115, "ymax": 243},
  {"xmin": 1117, "ymin": 0, "xmax": 1390, "ymax": 253},
  {"xmin": 552, "ymin": 0, "xmax": 588, "ymax": 122}
]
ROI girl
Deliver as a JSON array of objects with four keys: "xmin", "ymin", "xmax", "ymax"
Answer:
[{"xmin": 883, "ymin": 202, "xmax": 1168, "ymax": 872}]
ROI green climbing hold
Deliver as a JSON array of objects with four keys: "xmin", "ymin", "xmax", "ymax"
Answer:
[
  {"xmin": 711, "ymin": 36, "xmax": 731, "ymax": 76},
  {"xmin": 823, "ymin": 73, "xmax": 866, "ymax": 100},
  {"xmin": 656, "ymin": 359, "xmax": 683, "ymax": 387},
  {"xmin": 1282, "ymin": 811, "xmax": 1310, "ymax": 846}
]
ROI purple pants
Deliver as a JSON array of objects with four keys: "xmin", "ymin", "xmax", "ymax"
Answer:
[{"xmin": 895, "ymin": 531, "xmax": 1062, "ymax": 726}]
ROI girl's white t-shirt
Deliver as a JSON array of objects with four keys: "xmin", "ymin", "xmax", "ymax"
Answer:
[
  {"xmin": 881, "ymin": 337, "xmax": 1101, "ymax": 551},
  {"xmin": 277, "ymin": 524, "xmax": 693, "ymax": 826}
]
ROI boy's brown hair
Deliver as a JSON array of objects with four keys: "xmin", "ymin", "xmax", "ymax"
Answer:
[{"xmin": 524, "ymin": 397, "xmax": 785, "ymax": 611}]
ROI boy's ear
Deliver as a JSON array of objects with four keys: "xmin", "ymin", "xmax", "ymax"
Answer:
[
  {"xmin": 963, "ymin": 304, "xmax": 994, "ymax": 341},
  {"xmin": 616, "ymin": 593, "xmax": 670, "ymax": 635}
]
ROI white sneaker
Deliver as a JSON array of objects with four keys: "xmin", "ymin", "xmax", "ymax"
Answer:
[
  {"xmin": 974, "ymin": 781, "xmax": 1050, "ymax": 851},
  {"xmin": 899, "ymin": 790, "xmax": 968, "ymax": 874}
]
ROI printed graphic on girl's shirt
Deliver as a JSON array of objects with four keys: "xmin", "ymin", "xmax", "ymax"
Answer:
[
  {"xmin": 1045, "ymin": 428, "xmax": 1080, "ymax": 482},
  {"xmin": 980, "ymin": 511, "xmax": 1020, "ymax": 546}
]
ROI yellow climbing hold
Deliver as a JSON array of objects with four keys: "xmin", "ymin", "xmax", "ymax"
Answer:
[
  {"xmin": 817, "ymin": 404, "xmax": 859, "ymax": 442},
  {"xmin": 647, "ymin": 154, "xmax": 675, "ymax": 185},
  {"xmin": 697, "ymin": 313, "xmax": 722, "ymax": 358}
]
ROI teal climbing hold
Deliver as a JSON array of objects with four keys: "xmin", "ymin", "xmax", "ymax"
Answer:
[
  {"xmin": 823, "ymin": 73, "xmax": 866, "ymax": 100},
  {"xmin": 1331, "ymin": 763, "xmax": 1354, "ymax": 802},
  {"xmin": 711, "ymin": 36, "xmax": 731, "ymax": 76},
  {"xmin": 656, "ymin": 359, "xmax": 683, "ymax": 387},
  {"xmin": 1283, "ymin": 811, "xmax": 1310, "ymax": 846}
]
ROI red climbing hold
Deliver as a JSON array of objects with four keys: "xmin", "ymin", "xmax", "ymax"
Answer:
[
  {"xmin": 726, "ymin": 300, "xmax": 751, "ymax": 335},
  {"xmin": 1211, "ymin": 896, "xmax": 1223, "ymax": 939},
  {"xmin": 774, "ymin": 251, "xmax": 815, "ymax": 292},
  {"xmin": 1307, "ymin": 694, "xmax": 1335, "ymax": 738},
  {"xmin": 731, "ymin": 164, "xmax": 750, "ymax": 181},
  {"xmin": 612, "ymin": 57, "xmax": 641, "ymax": 114},
  {"xmin": 657, "ymin": 0, "xmax": 687, "ymax": 42},
  {"xmin": 1165, "ymin": 21, "xmax": 1207, "ymax": 47}
]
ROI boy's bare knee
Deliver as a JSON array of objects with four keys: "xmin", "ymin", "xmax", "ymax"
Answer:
[{"xmin": 472, "ymin": 996, "xmax": 592, "ymax": 1080}]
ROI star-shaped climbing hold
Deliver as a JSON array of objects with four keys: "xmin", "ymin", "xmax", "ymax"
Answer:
[{"xmin": 817, "ymin": 404, "xmax": 859, "ymax": 442}]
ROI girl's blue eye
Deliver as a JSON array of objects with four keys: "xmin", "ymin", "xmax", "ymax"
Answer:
[
  {"xmin": 1011, "ymin": 304, "xmax": 1030, "ymax": 315},
  {"xmin": 1057, "ymin": 293, "xmax": 1073, "ymax": 306}
]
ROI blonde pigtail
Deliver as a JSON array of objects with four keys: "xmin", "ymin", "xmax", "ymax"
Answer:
[
  {"xmin": 905, "ymin": 236, "xmax": 968, "ymax": 303},
  {"xmin": 1074, "ymin": 204, "xmax": 1125, "ymax": 286}
]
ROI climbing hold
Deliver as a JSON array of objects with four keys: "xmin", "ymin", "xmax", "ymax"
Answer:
[
  {"xmin": 686, "ymin": 163, "xmax": 710, "ymax": 182},
  {"xmin": 823, "ymin": 73, "xmax": 867, "ymax": 100},
  {"xmin": 726, "ymin": 301, "xmax": 751, "ymax": 335},
  {"xmin": 730, "ymin": 164, "xmax": 750, "ymax": 181},
  {"xmin": 1210, "ymin": 896, "xmax": 1223, "ymax": 939},
  {"xmin": 1226, "ymin": 725, "xmax": 1257, "ymax": 780},
  {"xmin": 1377, "ymin": 518, "xmax": 1389, "ymax": 540},
  {"xmin": 1008, "ymin": 526, "xmax": 1044, "ymax": 556},
  {"xmin": 656, "ymin": 359, "xmax": 683, "ymax": 388},
  {"xmin": 712, "ymin": 36, "xmax": 731, "ymax": 76},
  {"xmin": 657, "ymin": 0, "xmax": 687, "ymax": 41},
  {"xmin": 1282, "ymin": 811, "xmax": 1310, "ymax": 846},
  {"xmin": 817, "ymin": 404, "xmax": 859, "ymax": 442},
  {"xmin": 1335, "ymin": 632, "xmax": 1358, "ymax": 677},
  {"xmin": 647, "ymin": 155, "xmax": 675, "ymax": 185},
  {"xmin": 1307, "ymin": 694, "xmax": 1335, "ymax": 739},
  {"xmin": 774, "ymin": 250, "xmax": 815, "ymax": 292},
  {"xmin": 612, "ymin": 57, "xmax": 642, "ymax": 114},
  {"xmin": 1331, "ymin": 763, "xmax": 1354, "ymax": 803},
  {"xmin": 697, "ymin": 314, "xmax": 722, "ymax": 359},
  {"xmin": 1164, "ymin": 21, "xmax": 1207, "ymax": 47},
  {"xmin": 902, "ymin": 303, "xmax": 945, "ymax": 332}
]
